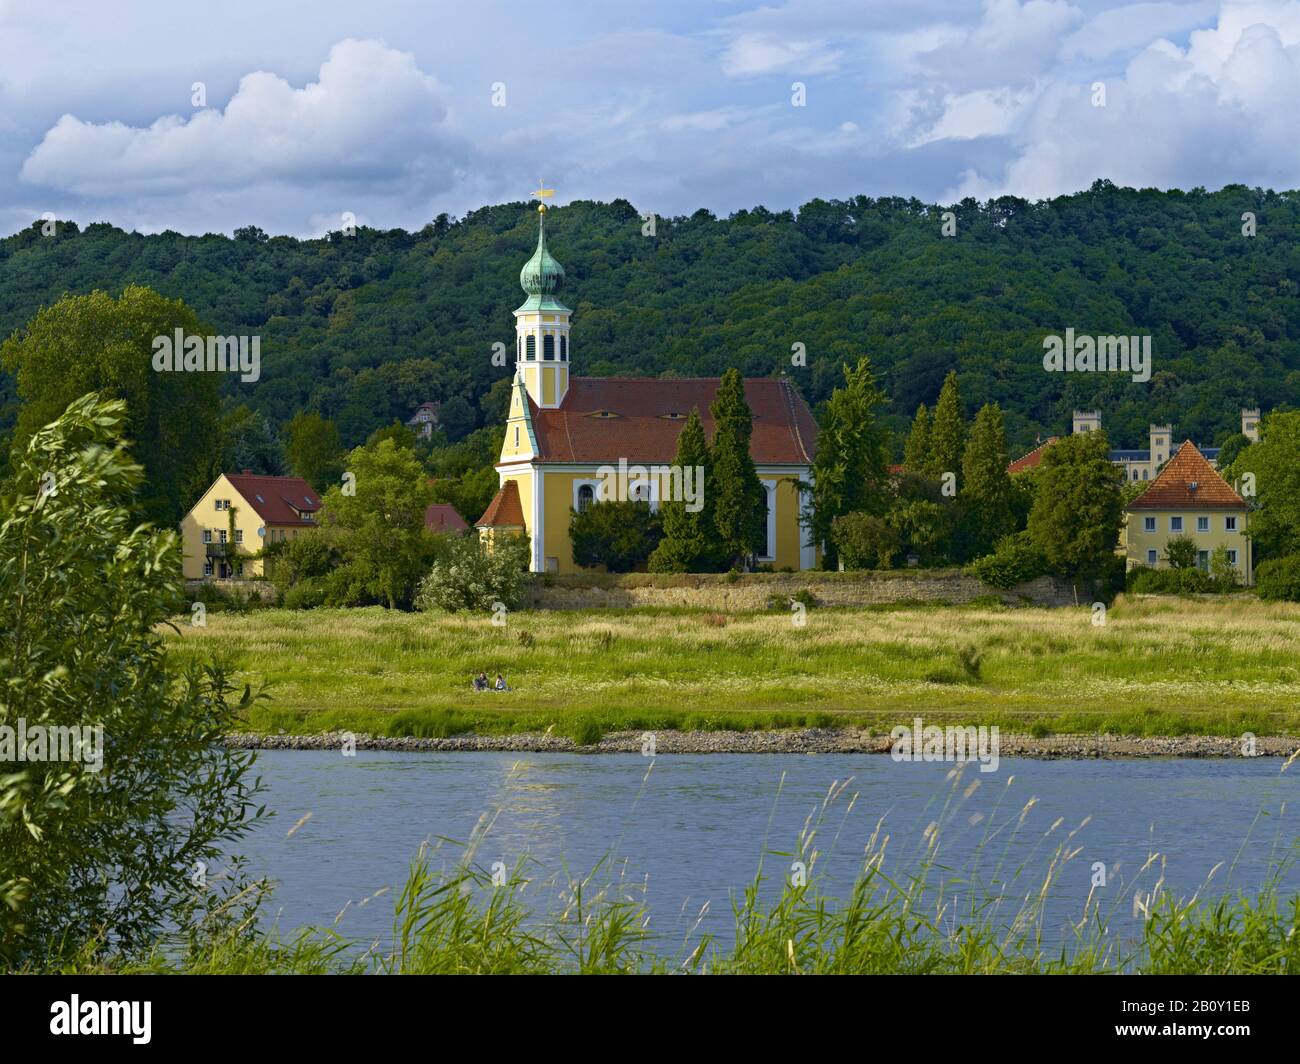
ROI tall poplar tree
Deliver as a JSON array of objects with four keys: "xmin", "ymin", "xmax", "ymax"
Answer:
[
  {"xmin": 709, "ymin": 369, "xmax": 766, "ymax": 569},
  {"xmin": 927, "ymin": 370, "xmax": 966, "ymax": 483},
  {"xmin": 959, "ymin": 402, "xmax": 1014, "ymax": 558},
  {"xmin": 809, "ymin": 357, "xmax": 890, "ymax": 569},
  {"xmin": 903, "ymin": 404, "xmax": 931, "ymax": 474},
  {"xmin": 649, "ymin": 407, "xmax": 719, "ymax": 572}
]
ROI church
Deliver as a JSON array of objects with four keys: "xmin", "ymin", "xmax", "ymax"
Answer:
[{"xmin": 476, "ymin": 193, "xmax": 819, "ymax": 573}]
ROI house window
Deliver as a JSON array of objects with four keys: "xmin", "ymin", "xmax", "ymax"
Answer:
[
  {"xmin": 1142, "ymin": 469, "xmax": 1148, "ymax": 480},
  {"xmin": 545, "ymin": 557, "xmax": 559, "ymax": 573},
  {"xmin": 525, "ymin": 335, "xmax": 536, "ymax": 360},
  {"xmin": 1170, "ymin": 517, "xmax": 1183, "ymax": 532},
  {"xmin": 1225, "ymin": 516, "xmax": 1237, "ymax": 531},
  {"xmin": 202, "ymin": 530, "xmax": 213, "ymax": 544},
  {"xmin": 560, "ymin": 336, "xmax": 567, "ymax": 361},
  {"xmin": 203, "ymin": 559, "xmax": 213, "ymax": 577},
  {"xmin": 543, "ymin": 335, "xmax": 554, "ymax": 361},
  {"xmin": 1227, "ymin": 549, "xmax": 1238, "ymax": 565},
  {"xmin": 1196, "ymin": 516, "xmax": 1209, "ymax": 533},
  {"xmin": 577, "ymin": 484, "xmax": 594, "ymax": 513},
  {"xmin": 1147, "ymin": 549, "xmax": 1158, "ymax": 565},
  {"xmin": 758, "ymin": 481, "xmax": 776, "ymax": 560},
  {"xmin": 235, "ymin": 562, "xmax": 244, "ymax": 578},
  {"xmin": 1143, "ymin": 517, "xmax": 1155, "ymax": 532},
  {"xmin": 234, "ymin": 530, "xmax": 244, "ymax": 544},
  {"xmin": 218, "ymin": 529, "xmax": 227, "ymax": 543},
  {"xmin": 1196, "ymin": 550, "xmax": 1209, "ymax": 571}
]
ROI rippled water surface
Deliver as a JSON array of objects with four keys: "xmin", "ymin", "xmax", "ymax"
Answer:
[{"xmin": 236, "ymin": 750, "xmax": 1299, "ymax": 952}]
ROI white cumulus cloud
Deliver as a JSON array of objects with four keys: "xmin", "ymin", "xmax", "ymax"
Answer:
[{"xmin": 21, "ymin": 39, "xmax": 464, "ymax": 197}]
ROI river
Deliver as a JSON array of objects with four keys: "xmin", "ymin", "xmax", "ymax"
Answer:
[{"xmin": 233, "ymin": 750, "xmax": 1298, "ymax": 957}]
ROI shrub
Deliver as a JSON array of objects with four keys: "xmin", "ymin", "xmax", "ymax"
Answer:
[
  {"xmin": 1256, "ymin": 554, "xmax": 1300, "ymax": 602},
  {"xmin": 0, "ymin": 395, "xmax": 266, "ymax": 965},
  {"xmin": 282, "ymin": 577, "xmax": 327, "ymax": 610},
  {"xmin": 416, "ymin": 533, "xmax": 530, "ymax": 613},
  {"xmin": 831, "ymin": 511, "xmax": 900, "ymax": 570},
  {"xmin": 969, "ymin": 531, "xmax": 1047, "ymax": 589},
  {"xmin": 570, "ymin": 500, "xmax": 662, "ymax": 572}
]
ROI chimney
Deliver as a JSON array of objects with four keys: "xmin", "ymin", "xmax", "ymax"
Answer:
[{"xmin": 241, "ymin": 468, "xmax": 252, "ymax": 475}]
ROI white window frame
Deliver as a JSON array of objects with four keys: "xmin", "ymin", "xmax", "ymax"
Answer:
[
  {"xmin": 1170, "ymin": 516, "xmax": 1183, "ymax": 532},
  {"xmin": 202, "ymin": 529, "xmax": 212, "ymax": 544},
  {"xmin": 757, "ymin": 480, "xmax": 777, "ymax": 562},
  {"xmin": 1227, "ymin": 549, "xmax": 1238, "ymax": 565},
  {"xmin": 573, "ymin": 478, "xmax": 603, "ymax": 511},
  {"xmin": 1196, "ymin": 516, "xmax": 1209, "ymax": 533},
  {"xmin": 1225, "ymin": 516, "xmax": 1237, "ymax": 532},
  {"xmin": 1143, "ymin": 517, "xmax": 1155, "ymax": 532},
  {"xmin": 1147, "ymin": 549, "xmax": 1158, "ymax": 564}
]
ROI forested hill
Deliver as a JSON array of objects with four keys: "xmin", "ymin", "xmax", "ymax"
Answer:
[{"xmin": 2, "ymin": 179, "xmax": 1297, "ymax": 457}]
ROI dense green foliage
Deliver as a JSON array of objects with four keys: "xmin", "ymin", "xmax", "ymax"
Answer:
[
  {"xmin": 570, "ymin": 499, "xmax": 663, "ymax": 572},
  {"xmin": 0, "ymin": 286, "xmax": 221, "ymax": 523},
  {"xmin": 1226, "ymin": 410, "xmax": 1300, "ymax": 562},
  {"xmin": 0, "ymin": 394, "xmax": 263, "ymax": 964},
  {"xmin": 708, "ymin": 369, "xmax": 766, "ymax": 568},
  {"xmin": 649, "ymin": 408, "xmax": 719, "ymax": 573},
  {"xmin": 414, "ymin": 533, "xmax": 529, "ymax": 613},
  {"xmin": 808, "ymin": 356, "xmax": 891, "ymax": 567},
  {"xmin": 1027, "ymin": 431, "xmax": 1124, "ymax": 588},
  {"xmin": 4, "ymin": 181, "xmax": 1294, "ymax": 474},
  {"xmin": 1255, "ymin": 554, "xmax": 1300, "ymax": 602}
]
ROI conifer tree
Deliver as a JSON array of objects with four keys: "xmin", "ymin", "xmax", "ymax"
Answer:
[
  {"xmin": 959, "ymin": 402, "xmax": 1014, "ymax": 558},
  {"xmin": 709, "ymin": 369, "xmax": 766, "ymax": 568},
  {"xmin": 903, "ymin": 403, "xmax": 930, "ymax": 474},
  {"xmin": 927, "ymin": 370, "xmax": 966, "ymax": 482},
  {"xmin": 809, "ymin": 357, "xmax": 890, "ymax": 569},
  {"xmin": 648, "ymin": 407, "xmax": 719, "ymax": 572}
]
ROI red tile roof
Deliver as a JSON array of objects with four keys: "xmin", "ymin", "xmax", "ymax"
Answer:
[
  {"xmin": 518, "ymin": 376, "xmax": 817, "ymax": 466},
  {"xmin": 1127, "ymin": 441, "xmax": 1245, "ymax": 510},
  {"xmin": 1007, "ymin": 437, "xmax": 1059, "ymax": 474},
  {"xmin": 425, "ymin": 502, "xmax": 468, "ymax": 532},
  {"xmin": 476, "ymin": 480, "xmax": 526, "ymax": 528},
  {"xmin": 225, "ymin": 473, "xmax": 320, "ymax": 526}
]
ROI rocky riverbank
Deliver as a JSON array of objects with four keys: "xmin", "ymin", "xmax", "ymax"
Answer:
[{"xmin": 223, "ymin": 729, "xmax": 1300, "ymax": 760}]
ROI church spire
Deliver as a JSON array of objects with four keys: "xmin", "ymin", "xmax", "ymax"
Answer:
[{"xmin": 512, "ymin": 181, "xmax": 571, "ymax": 409}]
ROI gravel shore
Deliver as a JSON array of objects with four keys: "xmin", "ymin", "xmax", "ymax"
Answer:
[{"xmin": 223, "ymin": 729, "xmax": 1300, "ymax": 760}]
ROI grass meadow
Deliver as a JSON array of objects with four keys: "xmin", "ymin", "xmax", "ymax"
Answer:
[{"xmin": 165, "ymin": 595, "xmax": 1300, "ymax": 742}]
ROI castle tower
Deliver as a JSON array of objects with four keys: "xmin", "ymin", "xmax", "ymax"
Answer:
[
  {"xmin": 1149, "ymin": 423, "xmax": 1172, "ymax": 467},
  {"xmin": 514, "ymin": 183, "xmax": 570, "ymax": 410},
  {"xmin": 1242, "ymin": 407, "xmax": 1260, "ymax": 443},
  {"xmin": 1072, "ymin": 410, "xmax": 1101, "ymax": 435}
]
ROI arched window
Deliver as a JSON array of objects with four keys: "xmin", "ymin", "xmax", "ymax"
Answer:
[
  {"xmin": 577, "ymin": 484, "xmax": 594, "ymax": 513},
  {"xmin": 525, "ymin": 335, "xmax": 536, "ymax": 360},
  {"xmin": 543, "ymin": 335, "xmax": 555, "ymax": 361},
  {"xmin": 560, "ymin": 336, "xmax": 568, "ymax": 361},
  {"xmin": 760, "ymin": 485, "xmax": 773, "ymax": 558}
]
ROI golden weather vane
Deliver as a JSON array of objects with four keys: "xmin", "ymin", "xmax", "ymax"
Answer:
[{"xmin": 532, "ymin": 179, "xmax": 555, "ymax": 212}]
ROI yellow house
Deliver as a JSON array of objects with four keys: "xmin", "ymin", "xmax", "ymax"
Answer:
[
  {"xmin": 180, "ymin": 471, "xmax": 321, "ymax": 579},
  {"xmin": 476, "ymin": 199, "xmax": 818, "ymax": 573},
  {"xmin": 1121, "ymin": 441, "xmax": 1252, "ymax": 584}
]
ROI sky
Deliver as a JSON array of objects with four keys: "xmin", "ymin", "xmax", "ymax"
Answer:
[{"xmin": 0, "ymin": 0, "xmax": 1297, "ymax": 237}]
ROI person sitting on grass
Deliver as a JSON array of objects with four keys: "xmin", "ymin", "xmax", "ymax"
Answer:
[
  {"xmin": 494, "ymin": 673, "xmax": 507, "ymax": 692},
  {"xmin": 472, "ymin": 672, "xmax": 488, "ymax": 692}
]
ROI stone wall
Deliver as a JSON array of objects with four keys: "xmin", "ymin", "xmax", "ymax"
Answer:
[
  {"xmin": 184, "ymin": 579, "xmax": 280, "ymax": 602},
  {"xmin": 522, "ymin": 571, "xmax": 1076, "ymax": 610}
]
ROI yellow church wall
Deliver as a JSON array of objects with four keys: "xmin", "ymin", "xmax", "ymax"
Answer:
[{"xmin": 533, "ymin": 467, "xmax": 810, "ymax": 573}]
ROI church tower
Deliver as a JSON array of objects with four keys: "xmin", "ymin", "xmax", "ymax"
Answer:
[{"xmin": 514, "ymin": 185, "xmax": 570, "ymax": 409}]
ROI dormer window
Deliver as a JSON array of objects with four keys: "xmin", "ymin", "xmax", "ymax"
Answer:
[
  {"xmin": 587, "ymin": 410, "xmax": 621, "ymax": 419},
  {"xmin": 659, "ymin": 412, "xmax": 687, "ymax": 420}
]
